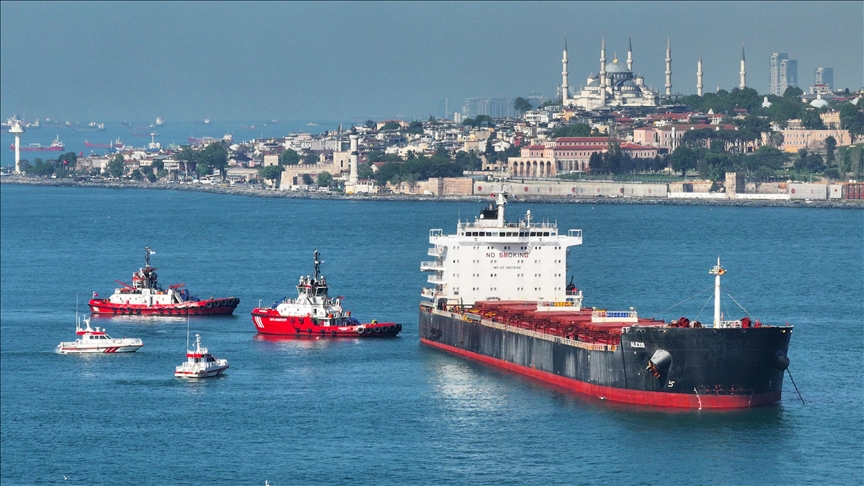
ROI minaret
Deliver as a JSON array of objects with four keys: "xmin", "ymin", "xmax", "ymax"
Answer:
[
  {"xmin": 9, "ymin": 119, "xmax": 24, "ymax": 174},
  {"xmin": 627, "ymin": 35, "xmax": 633, "ymax": 72},
  {"xmin": 599, "ymin": 35, "xmax": 607, "ymax": 106},
  {"xmin": 561, "ymin": 36, "xmax": 569, "ymax": 104},
  {"xmin": 697, "ymin": 52, "xmax": 704, "ymax": 97},
  {"xmin": 665, "ymin": 35, "xmax": 672, "ymax": 97},
  {"xmin": 348, "ymin": 134, "xmax": 359, "ymax": 185},
  {"xmin": 739, "ymin": 44, "xmax": 747, "ymax": 89}
]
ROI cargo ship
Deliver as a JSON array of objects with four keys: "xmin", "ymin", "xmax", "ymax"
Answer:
[
  {"xmin": 419, "ymin": 191, "xmax": 793, "ymax": 409},
  {"xmin": 89, "ymin": 247, "xmax": 239, "ymax": 316},
  {"xmin": 8, "ymin": 135, "xmax": 64, "ymax": 152}
]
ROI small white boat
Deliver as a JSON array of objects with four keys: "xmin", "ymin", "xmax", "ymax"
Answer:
[
  {"xmin": 57, "ymin": 314, "xmax": 143, "ymax": 354},
  {"xmin": 175, "ymin": 334, "xmax": 228, "ymax": 378}
]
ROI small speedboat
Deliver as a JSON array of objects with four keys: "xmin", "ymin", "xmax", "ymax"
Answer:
[
  {"xmin": 57, "ymin": 314, "xmax": 143, "ymax": 354},
  {"xmin": 175, "ymin": 334, "xmax": 228, "ymax": 378}
]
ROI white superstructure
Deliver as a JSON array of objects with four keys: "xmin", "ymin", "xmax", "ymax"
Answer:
[{"xmin": 421, "ymin": 189, "xmax": 582, "ymax": 308}]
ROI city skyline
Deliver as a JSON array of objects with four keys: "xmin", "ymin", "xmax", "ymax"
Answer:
[{"xmin": 1, "ymin": 1, "xmax": 861, "ymax": 122}]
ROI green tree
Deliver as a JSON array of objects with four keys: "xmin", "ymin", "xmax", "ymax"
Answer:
[
  {"xmin": 670, "ymin": 146, "xmax": 697, "ymax": 177},
  {"xmin": 514, "ymin": 97, "xmax": 533, "ymax": 114},
  {"xmin": 317, "ymin": 171, "xmax": 333, "ymax": 187},
  {"xmin": 800, "ymin": 109, "xmax": 826, "ymax": 130},
  {"xmin": 130, "ymin": 169, "xmax": 144, "ymax": 181},
  {"xmin": 196, "ymin": 161, "xmax": 210, "ymax": 177},
  {"xmin": 824, "ymin": 136, "xmax": 837, "ymax": 165},
  {"xmin": 58, "ymin": 151, "xmax": 78, "ymax": 171},
  {"xmin": 301, "ymin": 174, "xmax": 314, "ymax": 185},
  {"xmin": 748, "ymin": 146, "xmax": 787, "ymax": 170},
  {"xmin": 783, "ymin": 86, "xmax": 804, "ymax": 99},
  {"xmin": 381, "ymin": 121, "xmax": 400, "ymax": 131},
  {"xmin": 107, "ymin": 154, "xmax": 125, "ymax": 178},
  {"xmin": 199, "ymin": 142, "xmax": 228, "ymax": 179},
  {"xmin": 839, "ymin": 104, "xmax": 864, "ymax": 141},
  {"xmin": 258, "ymin": 164, "xmax": 284, "ymax": 186},
  {"xmin": 552, "ymin": 123, "xmax": 592, "ymax": 138},
  {"xmin": 302, "ymin": 153, "xmax": 319, "ymax": 165},
  {"xmin": 364, "ymin": 120, "xmax": 377, "ymax": 130},
  {"xmin": 406, "ymin": 121, "xmax": 424, "ymax": 135},
  {"xmin": 279, "ymin": 148, "xmax": 300, "ymax": 165}
]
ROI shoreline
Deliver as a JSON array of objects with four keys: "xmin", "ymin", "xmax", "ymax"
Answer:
[{"xmin": 2, "ymin": 176, "xmax": 861, "ymax": 209}]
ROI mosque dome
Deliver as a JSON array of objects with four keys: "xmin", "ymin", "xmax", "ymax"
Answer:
[
  {"xmin": 810, "ymin": 94, "xmax": 828, "ymax": 108},
  {"xmin": 605, "ymin": 61, "xmax": 628, "ymax": 73}
]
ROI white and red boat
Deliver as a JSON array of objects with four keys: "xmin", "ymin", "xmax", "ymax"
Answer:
[
  {"xmin": 175, "ymin": 334, "xmax": 228, "ymax": 378},
  {"xmin": 89, "ymin": 247, "xmax": 239, "ymax": 316},
  {"xmin": 251, "ymin": 250, "xmax": 401, "ymax": 337},
  {"xmin": 57, "ymin": 314, "xmax": 143, "ymax": 354}
]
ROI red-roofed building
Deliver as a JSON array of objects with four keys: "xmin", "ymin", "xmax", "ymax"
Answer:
[{"xmin": 506, "ymin": 137, "xmax": 657, "ymax": 176}]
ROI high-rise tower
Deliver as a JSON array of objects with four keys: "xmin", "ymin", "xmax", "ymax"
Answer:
[
  {"xmin": 739, "ymin": 45, "xmax": 747, "ymax": 89},
  {"xmin": 665, "ymin": 35, "xmax": 672, "ymax": 97},
  {"xmin": 697, "ymin": 53, "xmax": 703, "ymax": 97}
]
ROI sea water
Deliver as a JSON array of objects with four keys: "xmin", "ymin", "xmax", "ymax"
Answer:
[{"xmin": 1, "ymin": 185, "xmax": 862, "ymax": 485}]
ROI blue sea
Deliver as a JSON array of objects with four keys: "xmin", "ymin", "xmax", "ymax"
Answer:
[
  {"xmin": 1, "ymin": 120, "xmax": 345, "ymax": 169},
  {"xmin": 1, "ymin": 184, "xmax": 862, "ymax": 485}
]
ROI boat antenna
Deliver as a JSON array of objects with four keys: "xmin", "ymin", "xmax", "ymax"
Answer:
[
  {"xmin": 145, "ymin": 246, "xmax": 151, "ymax": 268},
  {"xmin": 186, "ymin": 313, "xmax": 190, "ymax": 350},
  {"xmin": 313, "ymin": 249, "xmax": 321, "ymax": 281}
]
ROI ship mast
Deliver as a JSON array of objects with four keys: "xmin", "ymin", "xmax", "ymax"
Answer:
[
  {"xmin": 145, "ymin": 246, "xmax": 152, "ymax": 268},
  {"xmin": 313, "ymin": 249, "xmax": 321, "ymax": 282},
  {"xmin": 709, "ymin": 257, "xmax": 725, "ymax": 327}
]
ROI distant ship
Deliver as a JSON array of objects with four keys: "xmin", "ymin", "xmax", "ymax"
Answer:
[
  {"xmin": 85, "ymin": 139, "xmax": 123, "ymax": 149},
  {"xmin": 65, "ymin": 121, "xmax": 106, "ymax": 132},
  {"xmin": 9, "ymin": 135, "xmax": 64, "ymax": 152}
]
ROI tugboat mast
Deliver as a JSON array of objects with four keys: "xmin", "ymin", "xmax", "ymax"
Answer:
[{"xmin": 313, "ymin": 249, "xmax": 321, "ymax": 282}]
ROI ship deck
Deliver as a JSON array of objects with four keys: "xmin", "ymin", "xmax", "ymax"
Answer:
[{"xmin": 462, "ymin": 300, "xmax": 667, "ymax": 345}]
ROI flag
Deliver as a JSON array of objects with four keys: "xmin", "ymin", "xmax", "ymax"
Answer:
[
  {"xmin": 93, "ymin": 291, "xmax": 98, "ymax": 298},
  {"xmin": 149, "ymin": 250, "xmax": 156, "ymax": 255}
]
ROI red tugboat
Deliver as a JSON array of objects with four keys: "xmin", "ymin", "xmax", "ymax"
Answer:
[
  {"xmin": 251, "ymin": 250, "xmax": 401, "ymax": 337},
  {"xmin": 89, "ymin": 247, "xmax": 239, "ymax": 316}
]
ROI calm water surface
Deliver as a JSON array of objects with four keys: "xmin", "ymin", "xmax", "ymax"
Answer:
[{"xmin": 1, "ymin": 185, "xmax": 862, "ymax": 485}]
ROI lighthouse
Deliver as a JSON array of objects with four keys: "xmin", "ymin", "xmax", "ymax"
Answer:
[
  {"xmin": 9, "ymin": 119, "xmax": 25, "ymax": 174},
  {"xmin": 348, "ymin": 134, "xmax": 359, "ymax": 185}
]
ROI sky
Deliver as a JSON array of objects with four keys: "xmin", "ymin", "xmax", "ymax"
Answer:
[{"xmin": 1, "ymin": 1, "xmax": 862, "ymax": 124}]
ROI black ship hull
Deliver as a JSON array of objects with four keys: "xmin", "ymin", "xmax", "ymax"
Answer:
[{"xmin": 420, "ymin": 305, "xmax": 793, "ymax": 409}]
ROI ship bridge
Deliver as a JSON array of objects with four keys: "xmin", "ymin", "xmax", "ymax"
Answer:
[{"xmin": 422, "ymin": 192, "xmax": 582, "ymax": 308}]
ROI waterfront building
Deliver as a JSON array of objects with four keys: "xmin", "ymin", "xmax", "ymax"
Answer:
[{"xmin": 506, "ymin": 137, "xmax": 658, "ymax": 176}]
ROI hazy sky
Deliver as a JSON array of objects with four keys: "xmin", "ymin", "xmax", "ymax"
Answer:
[{"xmin": 2, "ymin": 1, "xmax": 861, "ymax": 123}]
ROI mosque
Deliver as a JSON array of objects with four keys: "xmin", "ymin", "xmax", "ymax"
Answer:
[
  {"xmin": 560, "ymin": 36, "xmax": 747, "ymax": 110},
  {"xmin": 561, "ymin": 36, "xmax": 660, "ymax": 110}
]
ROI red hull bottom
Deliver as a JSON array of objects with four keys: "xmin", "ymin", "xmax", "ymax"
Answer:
[
  {"xmin": 252, "ymin": 312, "xmax": 401, "ymax": 337},
  {"xmin": 89, "ymin": 298, "xmax": 238, "ymax": 316},
  {"xmin": 421, "ymin": 338, "xmax": 782, "ymax": 410}
]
